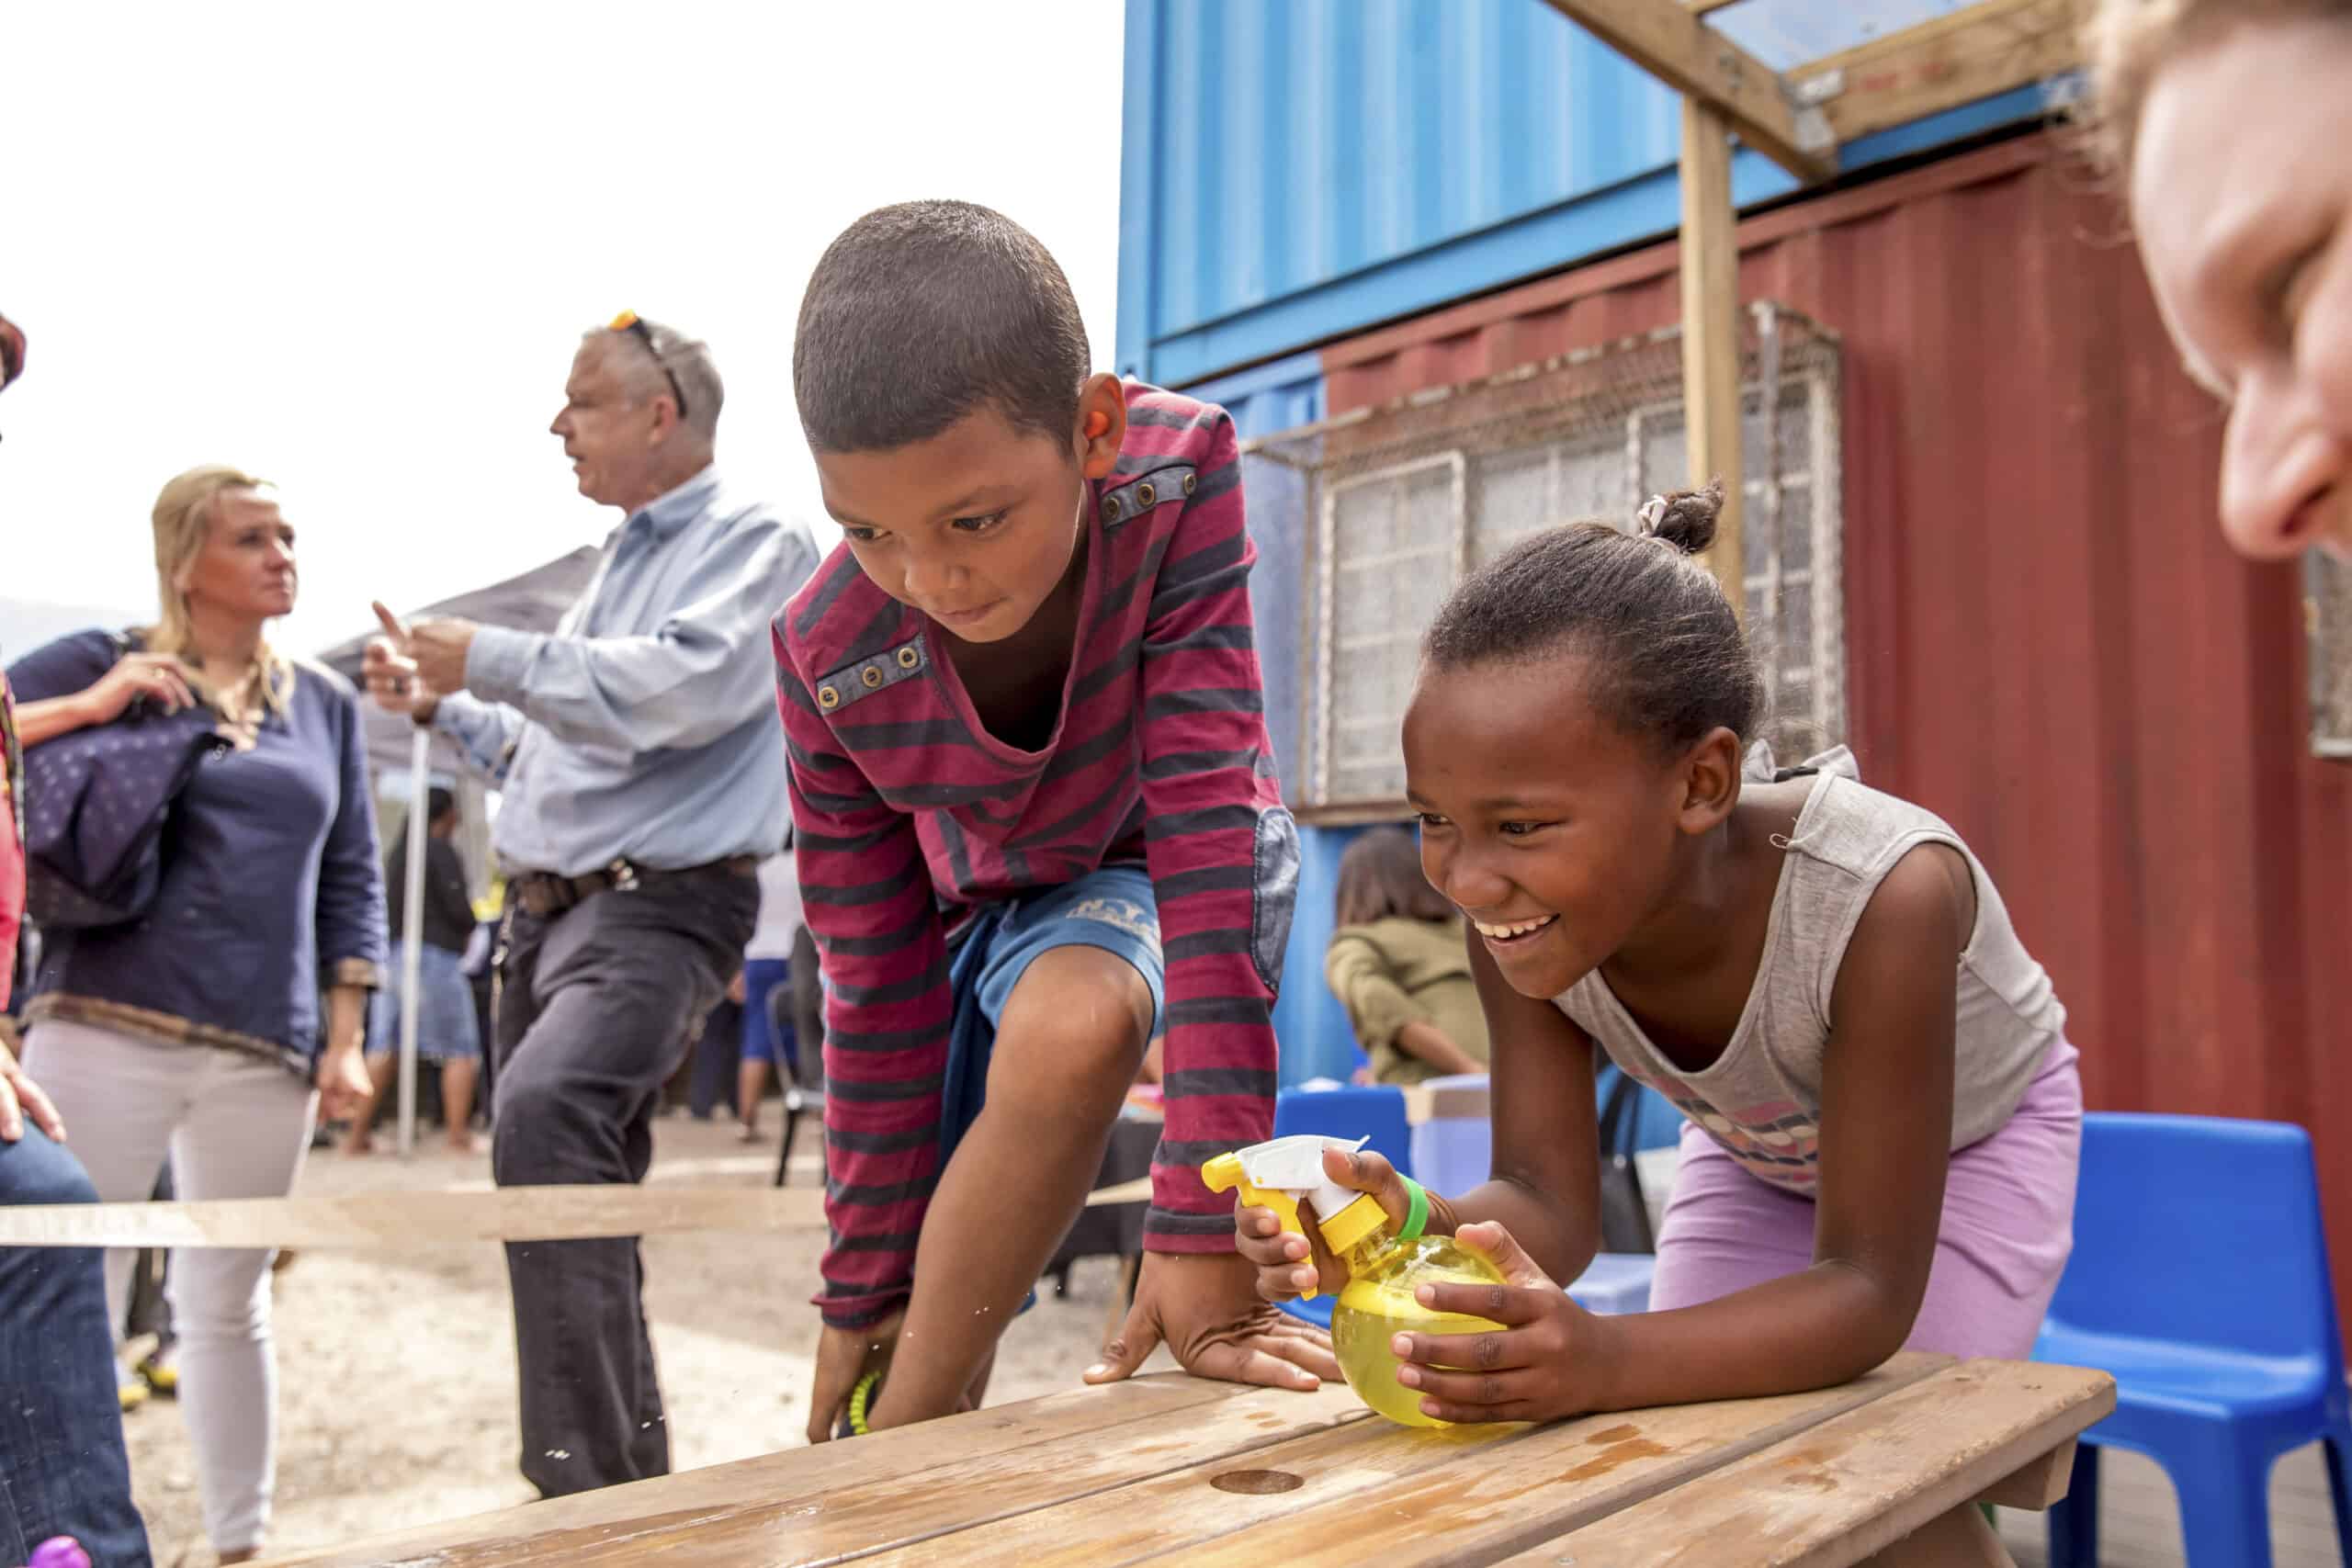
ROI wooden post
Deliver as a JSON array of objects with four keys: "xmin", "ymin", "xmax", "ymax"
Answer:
[{"xmin": 1679, "ymin": 97, "xmax": 1744, "ymax": 616}]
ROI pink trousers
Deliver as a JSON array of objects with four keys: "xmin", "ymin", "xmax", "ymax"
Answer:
[{"xmin": 1646, "ymin": 1042, "xmax": 2082, "ymax": 1359}]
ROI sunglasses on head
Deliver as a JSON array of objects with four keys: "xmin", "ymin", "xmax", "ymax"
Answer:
[{"xmin": 607, "ymin": 310, "xmax": 689, "ymax": 422}]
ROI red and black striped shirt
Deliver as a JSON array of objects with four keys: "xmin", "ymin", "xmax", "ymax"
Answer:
[{"xmin": 775, "ymin": 383, "xmax": 1293, "ymax": 1328}]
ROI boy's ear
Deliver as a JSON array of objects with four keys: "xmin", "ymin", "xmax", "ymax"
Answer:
[
  {"xmin": 1075, "ymin": 373, "xmax": 1126, "ymax": 479},
  {"xmin": 1674, "ymin": 727, "xmax": 1745, "ymax": 836}
]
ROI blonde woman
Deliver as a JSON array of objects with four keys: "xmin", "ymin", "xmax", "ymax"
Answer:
[
  {"xmin": 8, "ymin": 466, "xmax": 384, "ymax": 1564},
  {"xmin": 2082, "ymin": 0, "xmax": 2350, "ymax": 560}
]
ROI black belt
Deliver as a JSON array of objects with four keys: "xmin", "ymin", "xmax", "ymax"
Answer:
[{"xmin": 509, "ymin": 854, "xmax": 757, "ymax": 919}]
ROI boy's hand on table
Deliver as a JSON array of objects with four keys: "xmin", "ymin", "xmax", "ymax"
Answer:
[
  {"xmin": 806, "ymin": 1307, "xmax": 904, "ymax": 1444},
  {"xmin": 1084, "ymin": 1250, "xmax": 1341, "ymax": 1392},
  {"xmin": 1390, "ymin": 1220, "xmax": 1618, "ymax": 1425}
]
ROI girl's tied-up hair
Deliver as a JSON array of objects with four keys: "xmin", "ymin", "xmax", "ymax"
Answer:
[{"xmin": 1421, "ymin": 480, "xmax": 1765, "ymax": 759}]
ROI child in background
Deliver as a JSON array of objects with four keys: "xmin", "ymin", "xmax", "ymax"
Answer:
[
  {"xmin": 735, "ymin": 850, "xmax": 802, "ymax": 1142},
  {"xmin": 778, "ymin": 200, "xmax": 1333, "ymax": 1441},
  {"xmin": 348, "ymin": 786, "xmax": 480, "ymax": 1155},
  {"xmin": 1325, "ymin": 826, "xmax": 1488, "ymax": 1086},
  {"xmin": 1240, "ymin": 485, "xmax": 2081, "ymax": 1424}
]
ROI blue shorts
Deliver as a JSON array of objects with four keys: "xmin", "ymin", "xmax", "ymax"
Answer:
[
  {"xmin": 842, "ymin": 867, "xmax": 1162, "ymax": 1369},
  {"xmin": 938, "ymin": 863, "xmax": 1167, "ymax": 1172},
  {"xmin": 739, "ymin": 956, "xmax": 795, "ymax": 1068}
]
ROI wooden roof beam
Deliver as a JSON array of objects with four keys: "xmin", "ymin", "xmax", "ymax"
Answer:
[
  {"xmin": 1788, "ymin": 0, "xmax": 2081, "ymax": 146},
  {"xmin": 1538, "ymin": 0, "xmax": 1837, "ymax": 183}
]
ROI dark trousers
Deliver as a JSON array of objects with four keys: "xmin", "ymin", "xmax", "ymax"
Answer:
[
  {"xmin": 687, "ymin": 997, "xmax": 742, "ymax": 1120},
  {"xmin": 0, "ymin": 1129, "xmax": 153, "ymax": 1566},
  {"xmin": 491, "ymin": 864, "xmax": 757, "ymax": 1498},
  {"xmin": 126, "ymin": 1161, "xmax": 174, "ymax": 1345}
]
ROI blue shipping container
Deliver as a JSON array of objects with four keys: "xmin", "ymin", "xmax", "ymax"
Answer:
[{"xmin": 1117, "ymin": 0, "xmax": 2057, "ymax": 389}]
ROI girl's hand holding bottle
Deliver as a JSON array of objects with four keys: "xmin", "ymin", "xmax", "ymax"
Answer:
[
  {"xmin": 1228, "ymin": 1143, "xmax": 1614, "ymax": 1427},
  {"xmin": 1389, "ymin": 1220, "xmax": 1617, "ymax": 1426}
]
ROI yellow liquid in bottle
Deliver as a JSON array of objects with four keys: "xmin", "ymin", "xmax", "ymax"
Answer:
[{"xmin": 1329, "ymin": 1234, "xmax": 1507, "ymax": 1428}]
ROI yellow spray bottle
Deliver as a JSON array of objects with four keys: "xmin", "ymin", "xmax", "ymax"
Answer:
[{"xmin": 1203, "ymin": 1134, "xmax": 1507, "ymax": 1428}]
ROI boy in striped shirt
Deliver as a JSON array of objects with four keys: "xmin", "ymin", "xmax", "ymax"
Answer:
[{"xmin": 778, "ymin": 201, "xmax": 1335, "ymax": 1439}]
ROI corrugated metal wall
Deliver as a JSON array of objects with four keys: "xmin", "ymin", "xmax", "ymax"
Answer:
[
  {"xmin": 1314, "ymin": 132, "xmax": 2352, "ymax": 1304},
  {"xmin": 1118, "ymin": 0, "xmax": 2054, "ymax": 389},
  {"xmin": 1186, "ymin": 350, "xmax": 1325, "ymax": 805}
]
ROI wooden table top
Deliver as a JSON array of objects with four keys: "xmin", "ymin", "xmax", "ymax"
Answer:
[{"xmin": 266, "ymin": 1354, "xmax": 2112, "ymax": 1568}]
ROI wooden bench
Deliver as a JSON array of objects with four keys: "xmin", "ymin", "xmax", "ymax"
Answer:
[{"xmin": 264, "ymin": 1354, "xmax": 2111, "ymax": 1566}]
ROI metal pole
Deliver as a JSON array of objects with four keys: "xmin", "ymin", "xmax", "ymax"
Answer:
[{"xmin": 397, "ymin": 726, "xmax": 429, "ymax": 1157}]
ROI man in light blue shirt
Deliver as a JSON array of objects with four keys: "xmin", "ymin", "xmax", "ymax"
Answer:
[{"xmin": 365, "ymin": 313, "xmax": 817, "ymax": 1499}]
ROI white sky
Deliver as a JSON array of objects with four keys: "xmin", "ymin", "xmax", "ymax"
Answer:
[{"xmin": 0, "ymin": 1, "xmax": 1125, "ymax": 653}]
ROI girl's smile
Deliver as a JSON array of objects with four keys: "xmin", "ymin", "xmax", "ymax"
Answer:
[
  {"xmin": 1404, "ymin": 654, "xmax": 1700, "ymax": 1001},
  {"xmin": 1465, "ymin": 912, "xmax": 1558, "ymax": 945}
]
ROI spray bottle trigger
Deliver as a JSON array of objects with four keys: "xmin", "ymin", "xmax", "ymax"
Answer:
[{"xmin": 1202, "ymin": 1150, "xmax": 1321, "ymax": 1302}]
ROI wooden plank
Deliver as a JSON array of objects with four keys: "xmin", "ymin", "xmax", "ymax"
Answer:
[
  {"xmin": 267, "ymin": 1378, "xmax": 1364, "ymax": 1567},
  {"xmin": 1538, "ymin": 0, "xmax": 1833, "ymax": 181},
  {"xmin": 0, "ymin": 1171, "xmax": 1150, "ymax": 1250},
  {"xmin": 1122, "ymin": 1353, "xmax": 1952, "ymax": 1567},
  {"xmin": 0, "ymin": 1184, "xmax": 827, "ymax": 1250},
  {"xmin": 857, "ymin": 1410, "xmax": 1523, "ymax": 1567},
  {"xmin": 1518, "ymin": 1360, "xmax": 2116, "ymax": 1567},
  {"xmin": 265, "ymin": 1375, "xmax": 1247, "ymax": 1565},
  {"xmin": 1790, "ymin": 0, "xmax": 2078, "ymax": 147},
  {"xmin": 1679, "ymin": 96, "xmax": 1745, "ymax": 613},
  {"xmin": 1974, "ymin": 1437, "xmax": 2076, "ymax": 1511},
  {"xmin": 1860, "ymin": 1503, "xmax": 2015, "ymax": 1566},
  {"xmin": 1085, "ymin": 1177, "xmax": 1153, "ymax": 1208}
]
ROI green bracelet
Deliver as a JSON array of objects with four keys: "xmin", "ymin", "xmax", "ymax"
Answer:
[
  {"xmin": 1397, "ymin": 1176, "xmax": 1430, "ymax": 1244},
  {"xmin": 845, "ymin": 1370, "xmax": 880, "ymax": 1437}
]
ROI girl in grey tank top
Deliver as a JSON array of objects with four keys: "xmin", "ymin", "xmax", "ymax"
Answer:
[
  {"xmin": 1235, "ymin": 485, "xmax": 2082, "ymax": 1429},
  {"xmin": 1557, "ymin": 740, "xmax": 2064, "ymax": 1194}
]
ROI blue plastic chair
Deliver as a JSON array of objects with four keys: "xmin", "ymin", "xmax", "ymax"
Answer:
[
  {"xmin": 1272, "ymin": 1085, "xmax": 1414, "ymax": 1330},
  {"xmin": 1272, "ymin": 1084, "xmax": 1415, "ymax": 1179},
  {"xmin": 1566, "ymin": 1253, "xmax": 1654, "ymax": 1315},
  {"xmin": 1408, "ymin": 1072, "xmax": 1492, "ymax": 1200},
  {"xmin": 2036, "ymin": 1113, "xmax": 2352, "ymax": 1568}
]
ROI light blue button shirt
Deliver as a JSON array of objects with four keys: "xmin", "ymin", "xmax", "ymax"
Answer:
[{"xmin": 434, "ymin": 466, "xmax": 819, "ymax": 877}]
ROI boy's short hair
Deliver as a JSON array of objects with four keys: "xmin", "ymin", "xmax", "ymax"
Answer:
[{"xmin": 794, "ymin": 200, "xmax": 1090, "ymax": 454}]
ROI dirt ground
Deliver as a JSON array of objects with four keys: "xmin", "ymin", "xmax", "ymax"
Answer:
[{"xmin": 121, "ymin": 1115, "xmax": 1163, "ymax": 1567}]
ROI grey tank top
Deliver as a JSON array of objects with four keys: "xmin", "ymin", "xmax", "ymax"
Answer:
[{"xmin": 1557, "ymin": 745, "xmax": 2065, "ymax": 1196}]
